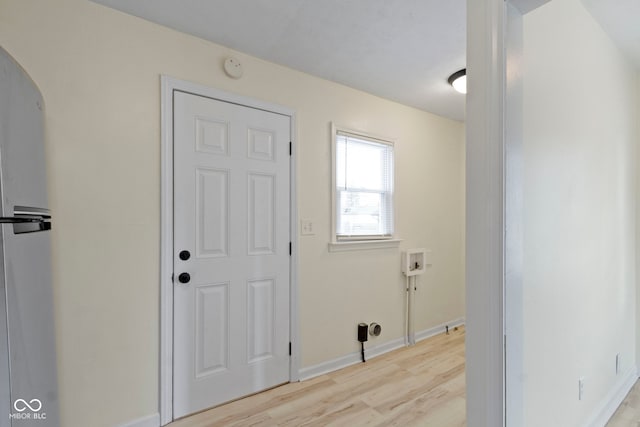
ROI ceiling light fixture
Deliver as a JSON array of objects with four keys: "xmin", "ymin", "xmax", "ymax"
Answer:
[{"xmin": 448, "ymin": 69, "xmax": 466, "ymax": 94}]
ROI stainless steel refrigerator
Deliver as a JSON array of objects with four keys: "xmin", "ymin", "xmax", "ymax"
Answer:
[{"xmin": 0, "ymin": 47, "xmax": 59, "ymax": 426}]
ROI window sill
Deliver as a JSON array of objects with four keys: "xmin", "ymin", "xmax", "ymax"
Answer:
[{"xmin": 328, "ymin": 239, "xmax": 402, "ymax": 252}]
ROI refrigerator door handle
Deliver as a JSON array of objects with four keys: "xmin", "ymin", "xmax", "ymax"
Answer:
[
  {"xmin": 0, "ymin": 206, "xmax": 52, "ymax": 234},
  {"xmin": 0, "ymin": 217, "xmax": 46, "ymax": 223},
  {"xmin": 14, "ymin": 205, "xmax": 51, "ymax": 218}
]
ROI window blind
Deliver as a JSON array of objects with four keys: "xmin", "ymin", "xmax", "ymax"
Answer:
[{"xmin": 335, "ymin": 131, "xmax": 394, "ymax": 240}]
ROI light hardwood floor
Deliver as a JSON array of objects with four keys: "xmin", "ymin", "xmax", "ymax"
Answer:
[
  {"xmin": 169, "ymin": 327, "xmax": 466, "ymax": 427},
  {"xmin": 608, "ymin": 381, "xmax": 640, "ymax": 426}
]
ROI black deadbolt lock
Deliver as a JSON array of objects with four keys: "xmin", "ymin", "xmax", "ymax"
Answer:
[
  {"xmin": 179, "ymin": 250, "xmax": 191, "ymax": 261},
  {"xmin": 178, "ymin": 272, "xmax": 191, "ymax": 284}
]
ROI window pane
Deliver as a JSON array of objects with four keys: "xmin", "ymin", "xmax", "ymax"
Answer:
[
  {"xmin": 345, "ymin": 140, "xmax": 386, "ymax": 191},
  {"xmin": 336, "ymin": 134, "xmax": 393, "ymax": 192},
  {"xmin": 337, "ymin": 190, "xmax": 388, "ymax": 236},
  {"xmin": 334, "ymin": 130, "xmax": 394, "ymax": 240}
]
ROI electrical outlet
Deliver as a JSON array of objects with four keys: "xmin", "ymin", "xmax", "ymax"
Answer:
[
  {"xmin": 616, "ymin": 353, "xmax": 621, "ymax": 375},
  {"xmin": 301, "ymin": 219, "xmax": 315, "ymax": 236},
  {"xmin": 579, "ymin": 377, "xmax": 585, "ymax": 401}
]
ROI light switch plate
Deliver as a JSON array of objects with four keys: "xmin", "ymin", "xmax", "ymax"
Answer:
[{"xmin": 301, "ymin": 219, "xmax": 315, "ymax": 236}]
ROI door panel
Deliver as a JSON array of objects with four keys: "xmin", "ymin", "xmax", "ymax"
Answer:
[
  {"xmin": 247, "ymin": 173, "xmax": 276, "ymax": 255},
  {"xmin": 173, "ymin": 91, "xmax": 290, "ymax": 418},
  {"xmin": 247, "ymin": 278, "xmax": 276, "ymax": 363},
  {"xmin": 195, "ymin": 168, "xmax": 228, "ymax": 258},
  {"xmin": 194, "ymin": 283, "xmax": 229, "ymax": 378}
]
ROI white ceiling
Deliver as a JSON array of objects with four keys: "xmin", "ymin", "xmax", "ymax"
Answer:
[
  {"xmin": 581, "ymin": 0, "xmax": 640, "ymax": 69},
  {"xmin": 89, "ymin": 0, "xmax": 640, "ymax": 123},
  {"xmin": 90, "ymin": 0, "xmax": 467, "ymax": 121}
]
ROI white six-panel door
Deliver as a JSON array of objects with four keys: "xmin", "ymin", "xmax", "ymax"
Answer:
[{"xmin": 173, "ymin": 91, "xmax": 290, "ymax": 418}]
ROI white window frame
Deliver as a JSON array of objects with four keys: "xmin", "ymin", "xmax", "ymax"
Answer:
[{"xmin": 329, "ymin": 123, "xmax": 401, "ymax": 252}]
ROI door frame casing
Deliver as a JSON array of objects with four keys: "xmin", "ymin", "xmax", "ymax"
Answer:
[
  {"xmin": 159, "ymin": 76, "xmax": 299, "ymax": 425},
  {"xmin": 466, "ymin": 1, "xmax": 550, "ymax": 426}
]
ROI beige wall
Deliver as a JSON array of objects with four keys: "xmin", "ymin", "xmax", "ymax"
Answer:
[
  {"xmin": 523, "ymin": 0, "xmax": 637, "ymax": 425},
  {"xmin": 0, "ymin": 0, "xmax": 465, "ymax": 425}
]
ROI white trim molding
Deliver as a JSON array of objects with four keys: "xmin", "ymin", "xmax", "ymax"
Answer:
[
  {"xmin": 117, "ymin": 413, "xmax": 160, "ymax": 427},
  {"xmin": 299, "ymin": 319, "xmax": 465, "ymax": 381},
  {"xmin": 584, "ymin": 367, "xmax": 638, "ymax": 427},
  {"xmin": 299, "ymin": 337, "xmax": 405, "ymax": 381},
  {"xmin": 415, "ymin": 317, "xmax": 465, "ymax": 342},
  {"xmin": 504, "ymin": 3, "xmax": 525, "ymax": 426},
  {"xmin": 159, "ymin": 75, "xmax": 299, "ymax": 425},
  {"xmin": 466, "ymin": 0, "xmax": 507, "ymax": 426},
  {"xmin": 329, "ymin": 123, "xmax": 399, "ymax": 250},
  {"xmin": 328, "ymin": 239, "xmax": 402, "ymax": 252},
  {"xmin": 159, "ymin": 75, "xmax": 174, "ymax": 426}
]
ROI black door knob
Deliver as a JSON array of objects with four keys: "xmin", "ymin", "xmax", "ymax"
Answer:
[
  {"xmin": 178, "ymin": 273, "xmax": 191, "ymax": 284},
  {"xmin": 179, "ymin": 250, "xmax": 191, "ymax": 261}
]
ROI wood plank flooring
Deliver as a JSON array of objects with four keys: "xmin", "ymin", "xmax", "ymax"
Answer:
[
  {"xmin": 169, "ymin": 326, "xmax": 466, "ymax": 427},
  {"xmin": 607, "ymin": 380, "xmax": 640, "ymax": 426}
]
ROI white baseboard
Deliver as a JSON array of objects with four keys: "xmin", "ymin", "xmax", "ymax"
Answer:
[
  {"xmin": 415, "ymin": 317, "xmax": 465, "ymax": 343},
  {"xmin": 117, "ymin": 413, "xmax": 160, "ymax": 427},
  {"xmin": 585, "ymin": 366, "xmax": 638, "ymax": 427},
  {"xmin": 298, "ymin": 336, "xmax": 405, "ymax": 381},
  {"xmin": 299, "ymin": 318, "xmax": 465, "ymax": 381}
]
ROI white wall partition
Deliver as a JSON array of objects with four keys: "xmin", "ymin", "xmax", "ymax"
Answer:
[
  {"xmin": 478, "ymin": 1, "xmax": 640, "ymax": 426},
  {"xmin": 520, "ymin": 1, "xmax": 638, "ymax": 425}
]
